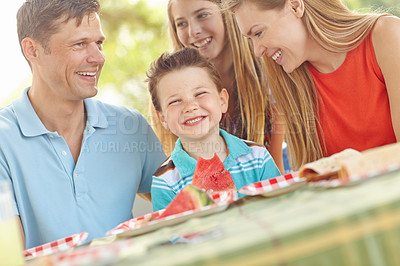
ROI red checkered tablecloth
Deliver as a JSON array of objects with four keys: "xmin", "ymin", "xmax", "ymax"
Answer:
[
  {"xmin": 209, "ymin": 190, "xmax": 237, "ymax": 204},
  {"xmin": 51, "ymin": 239, "xmax": 132, "ymax": 266},
  {"xmin": 107, "ymin": 190, "xmax": 237, "ymax": 236},
  {"xmin": 24, "ymin": 232, "xmax": 88, "ymax": 260},
  {"xmin": 107, "ymin": 209, "xmax": 165, "ymax": 236},
  {"xmin": 239, "ymin": 172, "xmax": 304, "ymax": 196}
]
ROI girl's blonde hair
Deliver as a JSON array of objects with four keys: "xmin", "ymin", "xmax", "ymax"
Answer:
[
  {"xmin": 149, "ymin": 0, "xmax": 270, "ymax": 155},
  {"xmin": 224, "ymin": 0, "xmax": 386, "ymax": 169}
]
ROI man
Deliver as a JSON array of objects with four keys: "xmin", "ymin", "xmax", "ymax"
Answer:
[{"xmin": 0, "ymin": 0, "xmax": 166, "ymax": 249}]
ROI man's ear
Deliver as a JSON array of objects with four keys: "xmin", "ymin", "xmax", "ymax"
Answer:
[
  {"xmin": 21, "ymin": 37, "xmax": 40, "ymax": 64},
  {"xmin": 156, "ymin": 111, "xmax": 169, "ymax": 131},
  {"xmin": 289, "ymin": 0, "xmax": 305, "ymax": 18},
  {"xmin": 220, "ymin": 88, "xmax": 229, "ymax": 114}
]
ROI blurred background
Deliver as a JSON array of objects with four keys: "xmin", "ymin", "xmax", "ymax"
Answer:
[
  {"xmin": 2, "ymin": 0, "xmax": 399, "ymax": 115},
  {"xmin": 1, "ymin": 0, "xmax": 399, "ymax": 216},
  {"xmin": 0, "ymin": 0, "xmax": 169, "ymax": 115}
]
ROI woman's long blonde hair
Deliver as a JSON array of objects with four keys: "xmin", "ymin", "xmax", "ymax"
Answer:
[
  {"xmin": 149, "ymin": 0, "xmax": 270, "ymax": 155},
  {"xmin": 224, "ymin": 0, "xmax": 386, "ymax": 169}
]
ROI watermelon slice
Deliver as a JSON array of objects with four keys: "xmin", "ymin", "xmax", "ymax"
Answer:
[
  {"xmin": 191, "ymin": 153, "xmax": 236, "ymax": 193},
  {"xmin": 158, "ymin": 185, "xmax": 214, "ymax": 219}
]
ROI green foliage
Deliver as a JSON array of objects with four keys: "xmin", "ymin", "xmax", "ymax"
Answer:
[
  {"xmin": 98, "ymin": 0, "xmax": 399, "ymax": 117},
  {"xmin": 345, "ymin": 0, "xmax": 400, "ymax": 16},
  {"xmin": 98, "ymin": 0, "xmax": 170, "ymax": 116}
]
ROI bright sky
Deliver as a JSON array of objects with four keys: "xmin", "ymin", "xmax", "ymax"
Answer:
[
  {"xmin": 1, "ymin": 0, "xmax": 31, "ymax": 106},
  {"xmin": 0, "ymin": 0, "xmax": 166, "ymax": 107}
]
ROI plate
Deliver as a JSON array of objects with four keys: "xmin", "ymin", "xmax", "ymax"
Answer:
[
  {"xmin": 108, "ymin": 202, "xmax": 229, "ymax": 238},
  {"xmin": 239, "ymin": 172, "xmax": 306, "ymax": 197},
  {"xmin": 24, "ymin": 232, "xmax": 88, "ymax": 259},
  {"xmin": 107, "ymin": 190, "xmax": 236, "ymax": 237},
  {"xmin": 307, "ymin": 164, "xmax": 400, "ymax": 189},
  {"xmin": 207, "ymin": 190, "xmax": 238, "ymax": 204}
]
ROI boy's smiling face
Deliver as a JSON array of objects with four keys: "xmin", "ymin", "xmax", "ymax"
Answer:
[{"xmin": 157, "ymin": 66, "xmax": 228, "ymax": 143}]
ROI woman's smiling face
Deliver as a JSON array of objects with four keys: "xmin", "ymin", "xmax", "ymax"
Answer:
[{"xmin": 234, "ymin": 0, "xmax": 309, "ymax": 73}]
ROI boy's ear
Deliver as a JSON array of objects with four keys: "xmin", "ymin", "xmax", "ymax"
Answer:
[
  {"xmin": 156, "ymin": 111, "xmax": 169, "ymax": 131},
  {"xmin": 289, "ymin": 0, "xmax": 304, "ymax": 18},
  {"xmin": 220, "ymin": 88, "xmax": 229, "ymax": 114}
]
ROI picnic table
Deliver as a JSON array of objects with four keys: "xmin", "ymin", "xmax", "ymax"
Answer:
[{"xmin": 27, "ymin": 169, "xmax": 400, "ymax": 265}]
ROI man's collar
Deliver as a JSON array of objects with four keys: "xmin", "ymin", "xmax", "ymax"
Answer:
[
  {"xmin": 13, "ymin": 87, "xmax": 108, "ymax": 137},
  {"xmin": 13, "ymin": 87, "xmax": 49, "ymax": 137},
  {"xmin": 84, "ymin": 98, "xmax": 108, "ymax": 129}
]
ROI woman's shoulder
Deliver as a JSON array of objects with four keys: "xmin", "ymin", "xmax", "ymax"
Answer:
[
  {"xmin": 371, "ymin": 15, "xmax": 400, "ymax": 68},
  {"xmin": 372, "ymin": 15, "xmax": 400, "ymax": 43}
]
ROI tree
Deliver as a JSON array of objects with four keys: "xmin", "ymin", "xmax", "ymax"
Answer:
[
  {"xmin": 345, "ymin": 0, "xmax": 400, "ymax": 16},
  {"xmin": 98, "ymin": 0, "xmax": 399, "ymax": 118},
  {"xmin": 98, "ymin": 0, "xmax": 169, "ymax": 117}
]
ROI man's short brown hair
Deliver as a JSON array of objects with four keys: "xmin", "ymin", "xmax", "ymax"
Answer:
[{"xmin": 17, "ymin": 0, "xmax": 100, "ymax": 51}]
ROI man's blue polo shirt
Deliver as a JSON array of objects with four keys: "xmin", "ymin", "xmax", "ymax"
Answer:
[{"xmin": 0, "ymin": 87, "xmax": 166, "ymax": 249}]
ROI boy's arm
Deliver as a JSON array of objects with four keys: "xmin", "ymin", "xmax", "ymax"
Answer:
[
  {"xmin": 151, "ymin": 178, "xmax": 176, "ymax": 212},
  {"xmin": 259, "ymin": 149, "xmax": 281, "ymax": 181}
]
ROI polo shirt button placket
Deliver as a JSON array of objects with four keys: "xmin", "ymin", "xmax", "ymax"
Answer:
[{"xmin": 74, "ymin": 172, "xmax": 88, "ymax": 201}]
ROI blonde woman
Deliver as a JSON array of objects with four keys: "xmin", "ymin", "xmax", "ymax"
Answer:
[
  {"xmin": 150, "ymin": 0, "xmax": 285, "ymax": 173},
  {"xmin": 224, "ymin": 0, "xmax": 400, "ymax": 169}
]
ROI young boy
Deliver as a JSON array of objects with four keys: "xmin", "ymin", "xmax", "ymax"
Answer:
[{"xmin": 147, "ymin": 48, "xmax": 280, "ymax": 211}]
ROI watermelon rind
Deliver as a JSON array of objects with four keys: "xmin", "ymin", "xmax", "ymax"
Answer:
[
  {"xmin": 188, "ymin": 185, "xmax": 215, "ymax": 206},
  {"xmin": 159, "ymin": 185, "xmax": 214, "ymax": 219}
]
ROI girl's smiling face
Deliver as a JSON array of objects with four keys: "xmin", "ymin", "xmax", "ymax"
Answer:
[
  {"xmin": 234, "ymin": 0, "xmax": 309, "ymax": 73},
  {"xmin": 170, "ymin": 0, "xmax": 227, "ymax": 61},
  {"xmin": 156, "ymin": 66, "xmax": 228, "ymax": 142}
]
